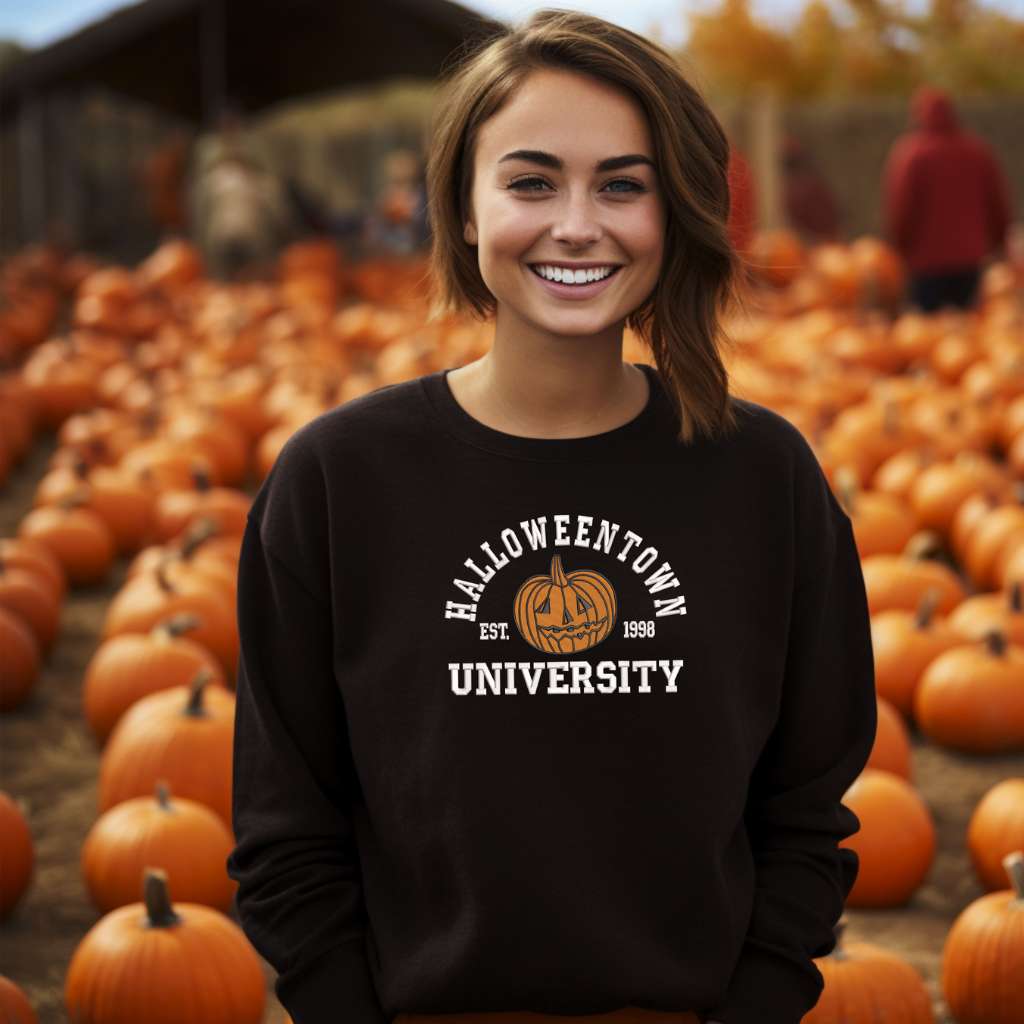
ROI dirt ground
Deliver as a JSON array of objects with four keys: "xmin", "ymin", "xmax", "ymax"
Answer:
[{"xmin": 2, "ymin": 433, "xmax": 1022, "ymax": 1024}]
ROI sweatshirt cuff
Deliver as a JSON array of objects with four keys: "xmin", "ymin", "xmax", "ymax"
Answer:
[
  {"xmin": 275, "ymin": 936, "xmax": 389, "ymax": 1024},
  {"xmin": 704, "ymin": 946, "xmax": 822, "ymax": 1024}
]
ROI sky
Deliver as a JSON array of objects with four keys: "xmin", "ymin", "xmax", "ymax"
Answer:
[{"xmin": 1, "ymin": 0, "xmax": 1023, "ymax": 51}]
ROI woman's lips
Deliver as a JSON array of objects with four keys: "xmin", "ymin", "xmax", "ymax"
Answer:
[{"xmin": 527, "ymin": 264, "xmax": 622, "ymax": 300}]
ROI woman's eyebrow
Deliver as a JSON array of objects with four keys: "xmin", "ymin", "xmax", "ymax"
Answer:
[{"xmin": 497, "ymin": 149, "xmax": 655, "ymax": 172}]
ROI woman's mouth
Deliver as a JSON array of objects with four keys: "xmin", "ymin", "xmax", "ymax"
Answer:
[{"xmin": 526, "ymin": 263, "xmax": 623, "ymax": 299}]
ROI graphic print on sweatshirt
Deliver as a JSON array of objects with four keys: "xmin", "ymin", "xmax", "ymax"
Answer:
[{"xmin": 443, "ymin": 513, "xmax": 686, "ymax": 697}]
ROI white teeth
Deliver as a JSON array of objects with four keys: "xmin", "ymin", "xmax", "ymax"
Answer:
[{"xmin": 532, "ymin": 264, "xmax": 616, "ymax": 285}]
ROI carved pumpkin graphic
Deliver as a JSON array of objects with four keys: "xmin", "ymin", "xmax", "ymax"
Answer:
[{"xmin": 514, "ymin": 554, "xmax": 617, "ymax": 654}]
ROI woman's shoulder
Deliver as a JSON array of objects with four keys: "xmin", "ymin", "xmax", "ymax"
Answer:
[
  {"xmin": 724, "ymin": 394, "xmax": 823, "ymax": 470},
  {"xmin": 248, "ymin": 375, "xmax": 430, "ymax": 525},
  {"xmin": 278, "ymin": 374, "xmax": 432, "ymax": 464}
]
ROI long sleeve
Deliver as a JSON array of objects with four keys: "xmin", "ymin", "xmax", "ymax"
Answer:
[
  {"xmin": 226, "ymin": 508, "xmax": 387, "ymax": 1024},
  {"xmin": 983, "ymin": 149, "xmax": 1013, "ymax": 256},
  {"xmin": 704, "ymin": 463, "xmax": 878, "ymax": 1024},
  {"xmin": 882, "ymin": 143, "xmax": 917, "ymax": 253}
]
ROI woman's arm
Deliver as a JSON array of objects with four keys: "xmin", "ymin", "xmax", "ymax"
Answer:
[
  {"xmin": 704, "ymin": 452, "xmax": 878, "ymax": 1024},
  {"xmin": 227, "ymin": 505, "xmax": 387, "ymax": 1024}
]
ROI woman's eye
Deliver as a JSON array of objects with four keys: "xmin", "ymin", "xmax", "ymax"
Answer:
[
  {"xmin": 506, "ymin": 178, "xmax": 646, "ymax": 194},
  {"xmin": 508, "ymin": 177, "xmax": 551, "ymax": 192},
  {"xmin": 603, "ymin": 179, "xmax": 646, "ymax": 193}
]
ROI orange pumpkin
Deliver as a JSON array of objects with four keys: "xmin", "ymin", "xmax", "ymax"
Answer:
[
  {"xmin": 870, "ymin": 588, "xmax": 964, "ymax": 719},
  {"xmin": 65, "ymin": 868, "xmax": 265, "ymax": 1024},
  {"xmin": 833, "ymin": 467, "xmax": 917, "ymax": 559},
  {"xmin": 0, "ymin": 537, "xmax": 66, "ymax": 601},
  {"xmin": 804, "ymin": 919, "xmax": 933, "ymax": 1024},
  {"xmin": 514, "ymin": 554, "xmax": 617, "ymax": 654},
  {"xmin": 34, "ymin": 462, "xmax": 155, "ymax": 556},
  {"xmin": 860, "ymin": 533, "xmax": 966, "ymax": 617},
  {"xmin": 866, "ymin": 696, "xmax": 912, "ymax": 780},
  {"xmin": 947, "ymin": 581, "xmax": 1024, "ymax": 648},
  {"xmin": 151, "ymin": 470, "xmax": 249, "ymax": 543},
  {"xmin": 127, "ymin": 518, "xmax": 241, "ymax": 581},
  {"xmin": 0, "ymin": 974, "xmax": 37, "ymax": 1024},
  {"xmin": 967, "ymin": 779, "xmax": 1024, "ymax": 892},
  {"xmin": 0, "ymin": 607, "xmax": 40, "ymax": 712},
  {"xmin": 941, "ymin": 850, "xmax": 1024, "ymax": 1024},
  {"xmin": 17, "ymin": 499, "xmax": 117, "ymax": 587},
  {"xmin": 98, "ymin": 671, "xmax": 235, "ymax": 828},
  {"xmin": 0, "ymin": 791, "xmax": 34, "ymax": 918},
  {"xmin": 0, "ymin": 560, "xmax": 60, "ymax": 654},
  {"xmin": 82, "ymin": 781, "xmax": 236, "ymax": 913},
  {"xmin": 83, "ymin": 614, "xmax": 228, "ymax": 747},
  {"xmin": 961, "ymin": 493, "xmax": 1024, "ymax": 591},
  {"xmin": 102, "ymin": 561, "xmax": 238, "ymax": 680},
  {"xmin": 909, "ymin": 453, "xmax": 1010, "ymax": 539},
  {"xmin": 914, "ymin": 630, "xmax": 1024, "ymax": 754},
  {"xmin": 841, "ymin": 769, "xmax": 936, "ymax": 907}
]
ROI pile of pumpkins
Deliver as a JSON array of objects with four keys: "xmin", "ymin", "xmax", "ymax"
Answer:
[{"xmin": 1, "ymin": 232, "xmax": 1023, "ymax": 1023}]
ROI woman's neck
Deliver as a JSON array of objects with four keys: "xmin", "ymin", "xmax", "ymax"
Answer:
[{"xmin": 445, "ymin": 341, "xmax": 649, "ymax": 440}]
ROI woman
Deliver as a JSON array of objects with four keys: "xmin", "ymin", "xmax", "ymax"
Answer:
[{"xmin": 226, "ymin": 11, "xmax": 877, "ymax": 1024}]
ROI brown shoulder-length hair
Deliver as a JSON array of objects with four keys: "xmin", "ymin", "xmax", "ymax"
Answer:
[{"xmin": 425, "ymin": 8, "xmax": 745, "ymax": 444}]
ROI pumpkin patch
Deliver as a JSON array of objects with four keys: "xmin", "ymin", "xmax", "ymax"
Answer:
[{"xmin": 1, "ymin": 233, "xmax": 1021, "ymax": 1024}]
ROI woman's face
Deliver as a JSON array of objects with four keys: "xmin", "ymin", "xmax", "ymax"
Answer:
[{"xmin": 464, "ymin": 68, "xmax": 666, "ymax": 340}]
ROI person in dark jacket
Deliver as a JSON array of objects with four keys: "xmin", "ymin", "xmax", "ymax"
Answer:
[
  {"xmin": 780, "ymin": 135, "xmax": 840, "ymax": 245},
  {"xmin": 881, "ymin": 85, "xmax": 1013, "ymax": 313}
]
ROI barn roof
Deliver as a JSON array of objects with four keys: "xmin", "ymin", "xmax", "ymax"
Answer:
[{"xmin": 0, "ymin": 0, "xmax": 503, "ymax": 123}]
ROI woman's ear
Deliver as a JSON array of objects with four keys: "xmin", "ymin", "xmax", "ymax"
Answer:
[{"xmin": 463, "ymin": 220, "xmax": 478, "ymax": 246}]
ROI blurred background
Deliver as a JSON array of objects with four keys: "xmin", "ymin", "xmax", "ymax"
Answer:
[
  {"xmin": 1, "ymin": 3, "xmax": 1024, "ymax": 1024},
  {"xmin": 1, "ymin": 0, "xmax": 1022, "ymax": 263}
]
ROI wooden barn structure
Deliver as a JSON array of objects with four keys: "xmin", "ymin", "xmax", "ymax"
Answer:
[{"xmin": 0, "ymin": 0, "xmax": 501, "ymax": 257}]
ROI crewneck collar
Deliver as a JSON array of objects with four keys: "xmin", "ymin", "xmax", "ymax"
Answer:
[{"xmin": 419, "ymin": 361, "xmax": 676, "ymax": 462}]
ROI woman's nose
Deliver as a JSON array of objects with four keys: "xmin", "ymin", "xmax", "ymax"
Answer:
[{"xmin": 549, "ymin": 191, "xmax": 602, "ymax": 247}]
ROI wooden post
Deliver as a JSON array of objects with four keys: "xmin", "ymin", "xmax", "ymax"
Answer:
[
  {"xmin": 52, "ymin": 92, "xmax": 85, "ymax": 250},
  {"xmin": 17, "ymin": 95, "xmax": 47, "ymax": 245},
  {"xmin": 201, "ymin": 0, "xmax": 226, "ymax": 128},
  {"xmin": 750, "ymin": 87, "xmax": 783, "ymax": 231}
]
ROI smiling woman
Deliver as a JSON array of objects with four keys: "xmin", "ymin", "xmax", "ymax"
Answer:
[
  {"xmin": 425, "ymin": 10, "xmax": 746, "ymax": 446},
  {"xmin": 227, "ymin": 10, "xmax": 876, "ymax": 1024}
]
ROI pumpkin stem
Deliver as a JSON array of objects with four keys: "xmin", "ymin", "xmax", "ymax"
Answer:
[
  {"xmin": 139, "ymin": 409, "xmax": 160, "ymax": 436},
  {"xmin": 882, "ymin": 400, "xmax": 900, "ymax": 437},
  {"xmin": 73, "ymin": 457, "xmax": 90, "ymax": 480},
  {"xmin": 983, "ymin": 629, "xmax": 1008, "ymax": 658},
  {"xmin": 157, "ymin": 612, "xmax": 202, "ymax": 639},
  {"xmin": 903, "ymin": 530, "xmax": 945, "ymax": 562},
  {"xmin": 58, "ymin": 487, "xmax": 91, "ymax": 512},
  {"xmin": 833, "ymin": 466, "xmax": 859, "ymax": 517},
  {"xmin": 184, "ymin": 667, "xmax": 215, "ymax": 717},
  {"xmin": 155, "ymin": 780, "xmax": 172, "ymax": 810},
  {"xmin": 550, "ymin": 554, "xmax": 569, "ymax": 588},
  {"xmin": 142, "ymin": 868, "xmax": 182, "ymax": 929},
  {"xmin": 914, "ymin": 588, "xmax": 940, "ymax": 630},
  {"xmin": 88, "ymin": 437, "xmax": 108, "ymax": 463},
  {"xmin": 191, "ymin": 467, "xmax": 211, "ymax": 492},
  {"xmin": 180, "ymin": 517, "xmax": 220, "ymax": 559},
  {"xmin": 1004, "ymin": 851, "xmax": 1024, "ymax": 901},
  {"xmin": 154, "ymin": 559, "xmax": 176, "ymax": 594},
  {"xmin": 1010, "ymin": 581, "xmax": 1022, "ymax": 615}
]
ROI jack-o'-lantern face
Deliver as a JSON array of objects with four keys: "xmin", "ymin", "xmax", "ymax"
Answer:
[{"xmin": 513, "ymin": 553, "xmax": 617, "ymax": 654}]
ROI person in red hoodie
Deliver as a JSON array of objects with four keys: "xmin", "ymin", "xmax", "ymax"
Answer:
[{"xmin": 882, "ymin": 85, "xmax": 1013, "ymax": 313}]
